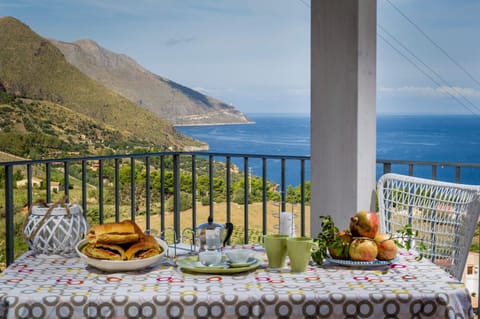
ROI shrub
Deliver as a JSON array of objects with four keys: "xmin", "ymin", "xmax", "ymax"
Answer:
[
  {"xmin": 165, "ymin": 192, "xmax": 193, "ymax": 212},
  {"xmin": 200, "ymin": 196, "xmax": 210, "ymax": 206}
]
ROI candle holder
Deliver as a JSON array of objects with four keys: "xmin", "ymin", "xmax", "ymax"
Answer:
[{"xmin": 23, "ymin": 198, "xmax": 88, "ymax": 257}]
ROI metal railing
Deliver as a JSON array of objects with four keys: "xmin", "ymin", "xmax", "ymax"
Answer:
[
  {"xmin": 377, "ymin": 159, "xmax": 480, "ymax": 183},
  {"xmin": 2, "ymin": 152, "xmax": 480, "ymax": 267},
  {"xmin": 1, "ymin": 152, "xmax": 311, "ymax": 266}
]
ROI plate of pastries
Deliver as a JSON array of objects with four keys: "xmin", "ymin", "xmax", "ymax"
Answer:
[{"xmin": 76, "ymin": 220, "xmax": 167, "ymax": 272}]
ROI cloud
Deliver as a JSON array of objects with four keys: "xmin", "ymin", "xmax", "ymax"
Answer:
[
  {"xmin": 165, "ymin": 36, "xmax": 195, "ymax": 47},
  {"xmin": 193, "ymin": 87, "xmax": 209, "ymax": 94},
  {"xmin": 193, "ymin": 87, "xmax": 234, "ymax": 95},
  {"xmin": 379, "ymin": 86, "xmax": 480, "ymax": 98}
]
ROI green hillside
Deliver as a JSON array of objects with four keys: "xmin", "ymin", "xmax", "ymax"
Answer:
[
  {"xmin": 0, "ymin": 16, "xmax": 205, "ymax": 152},
  {"xmin": 0, "ymin": 94, "xmax": 176, "ymax": 158}
]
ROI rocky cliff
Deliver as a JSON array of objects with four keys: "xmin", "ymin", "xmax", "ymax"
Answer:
[{"xmin": 51, "ymin": 39, "xmax": 252, "ymax": 126}]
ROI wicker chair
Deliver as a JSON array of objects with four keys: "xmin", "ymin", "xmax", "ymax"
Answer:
[{"xmin": 377, "ymin": 173, "xmax": 480, "ymax": 281}]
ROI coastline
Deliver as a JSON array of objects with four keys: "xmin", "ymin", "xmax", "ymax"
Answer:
[{"xmin": 174, "ymin": 120, "xmax": 255, "ymax": 127}]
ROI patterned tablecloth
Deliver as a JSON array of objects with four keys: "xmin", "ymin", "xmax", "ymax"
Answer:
[{"xmin": 0, "ymin": 247, "xmax": 474, "ymax": 319}]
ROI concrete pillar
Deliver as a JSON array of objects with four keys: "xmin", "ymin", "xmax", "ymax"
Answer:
[{"xmin": 310, "ymin": 0, "xmax": 377, "ymax": 235}]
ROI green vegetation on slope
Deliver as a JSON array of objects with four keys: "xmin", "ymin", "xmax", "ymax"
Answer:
[{"xmin": 0, "ymin": 94, "xmax": 175, "ymax": 158}]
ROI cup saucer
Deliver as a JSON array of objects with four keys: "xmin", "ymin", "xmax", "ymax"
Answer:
[{"xmin": 229, "ymin": 257, "xmax": 257, "ymax": 268}]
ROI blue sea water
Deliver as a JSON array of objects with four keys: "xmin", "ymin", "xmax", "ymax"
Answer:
[{"xmin": 177, "ymin": 113, "xmax": 480, "ymax": 186}]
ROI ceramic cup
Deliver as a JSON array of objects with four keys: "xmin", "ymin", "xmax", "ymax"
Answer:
[
  {"xmin": 225, "ymin": 249, "xmax": 251, "ymax": 264},
  {"xmin": 286, "ymin": 237, "xmax": 319, "ymax": 272},
  {"xmin": 199, "ymin": 250, "xmax": 222, "ymax": 266},
  {"xmin": 263, "ymin": 234, "xmax": 289, "ymax": 268}
]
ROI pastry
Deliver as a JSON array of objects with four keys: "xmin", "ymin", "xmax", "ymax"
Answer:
[
  {"xmin": 87, "ymin": 220, "xmax": 140, "ymax": 245},
  {"xmin": 82, "ymin": 243, "xmax": 126, "ymax": 260},
  {"xmin": 125, "ymin": 234, "xmax": 162, "ymax": 260}
]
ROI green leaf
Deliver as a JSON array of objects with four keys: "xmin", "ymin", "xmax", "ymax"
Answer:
[{"xmin": 312, "ymin": 215, "xmax": 341, "ymax": 265}]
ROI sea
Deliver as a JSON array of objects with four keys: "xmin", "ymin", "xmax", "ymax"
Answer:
[{"xmin": 176, "ymin": 113, "xmax": 480, "ymax": 187}]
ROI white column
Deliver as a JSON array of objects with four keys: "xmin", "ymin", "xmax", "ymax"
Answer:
[{"xmin": 310, "ymin": 0, "xmax": 377, "ymax": 235}]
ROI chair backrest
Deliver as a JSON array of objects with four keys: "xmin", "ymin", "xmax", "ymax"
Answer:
[{"xmin": 377, "ymin": 173, "xmax": 480, "ymax": 281}]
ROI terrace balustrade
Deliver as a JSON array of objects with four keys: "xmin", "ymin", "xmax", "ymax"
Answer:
[{"xmin": 2, "ymin": 152, "xmax": 480, "ymax": 268}]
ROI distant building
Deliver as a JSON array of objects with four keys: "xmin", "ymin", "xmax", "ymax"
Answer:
[
  {"xmin": 91, "ymin": 161, "xmax": 100, "ymax": 171},
  {"xmin": 16, "ymin": 177, "xmax": 42, "ymax": 188},
  {"xmin": 463, "ymin": 251, "xmax": 479, "ymax": 310},
  {"xmin": 50, "ymin": 181, "xmax": 60, "ymax": 193}
]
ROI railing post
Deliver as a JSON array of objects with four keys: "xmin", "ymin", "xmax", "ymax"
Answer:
[
  {"xmin": 173, "ymin": 153, "xmax": 181, "ymax": 242},
  {"xmin": 262, "ymin": 157, "xmax": 267, "ymax": 235},
  {"xmin": 63, "ymin": 161, "xmax": 70, "ymax": 200},
  {"xmin": 383, "ymin": 162, "xmax": 391, "ymax": 174},
  {"xmin": 145, "ymin": 156, "xmax": 151, "ymax": 231},
  {"xmin": 244, "ymin": 157, "xmax": 249, "ymax": 244},
  {"xmin": 160, "ymin": 156, "xmax": 165, "ymax": 236},
  {"xmin": 130, "ymin": 157, "xmax": 136, "ymax": 221},
  {"xmin": 455, "ymin": 166, "xmax": 461, "ymax": 183},
  {"xmin": 5, "ymin": 165, "xmax": 14, "ymax": 266},
  {"xmin": 226, "ymin": 156, "xmax": 231, "ymax": 224},
  {"xmin": 191, "ymin": 155, "xmax": 197, "ymax": 232},
  {"xmin": 81, "ymin": 160, "xmax": 87, "ymax": 218},
  {"xmin": 114, "ymin": 158, "xmax": 120, "ymax": 223},
  {"xmin": 99, "ymin": 159, "xmax": 104, "ymax": 223},
  {"xmin": 281, "ymin": 158, "xmax": 286, "ymax": 212},
  {"xmin": 209, "ymin": 155, "xmax": 214, "ymax": 218},
  {"xmin": 46, "ymin": 163, "xmax": 51, "ymax": 203},
  {"xmin": 26, "ymin": 164, "xmax": 32, "ymax": 209}
]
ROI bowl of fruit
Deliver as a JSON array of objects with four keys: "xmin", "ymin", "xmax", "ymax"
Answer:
[{"xmin": 312, "ymin": 212, "xmax": 399, "ymax": 267}]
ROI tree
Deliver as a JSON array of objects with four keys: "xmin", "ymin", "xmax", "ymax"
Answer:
[
  {"xmin": 13, "ymin": 169, "xmax": 23, "ymax": 185},
  {"xmin": 165, "ymin": 192, "xmax": 193, "ymax": 212},
  {"xmin": 196, "ymin": 175, "xmax": 210, "ymax": 198},
  {"xmin": 286, "ymin": 185, "xmax": 299, "ymax": 204},
  {"xmin": 180, "ymin": 173, "xmax": 193, "ymax": 193},
  {"xmin": 212, "ymin": 177, "xmax": 225, "ymax": 202},
  {"xmin": 232, "ymin": 187, "xmax": 250, "ymax": 205}
]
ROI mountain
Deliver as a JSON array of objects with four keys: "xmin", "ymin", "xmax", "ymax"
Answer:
[
  {"xmin": 0, "ymin": 16, "xmax": 206, "ymax": 153},
  {"xmin": 50, "ymin": 39, "xmax": 252, "ymax": 126}
]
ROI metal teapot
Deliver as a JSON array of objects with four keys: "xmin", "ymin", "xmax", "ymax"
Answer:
[{"xmin": 196, "ymin": 216, "xmax": 234, "ymax": 252}]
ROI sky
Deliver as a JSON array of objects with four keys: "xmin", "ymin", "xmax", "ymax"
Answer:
[{"xmin": 1, "ymin": 0, "xmax": 479, "ymax": 115}]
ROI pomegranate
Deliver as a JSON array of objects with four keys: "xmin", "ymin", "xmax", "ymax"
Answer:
[
  {"xmin": 327, "ymin": 231, "xmax": 352, "ymax": 260},
  {"xmin": 348, "ymin": 238, "xmax": 378, "ymax": 262},
  {"xmin": 349, "ymin": 211, "xmax": 379, "ymax": 239},
  {"xmin": 374, "ymin": 233, "xmax": 398, "ymax": 261}
]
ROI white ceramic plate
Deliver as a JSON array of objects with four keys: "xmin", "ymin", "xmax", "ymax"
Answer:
[
  {"xmin": 75, "ymin": 238, "xmax": 167, "ymax": 272},
  {"xmin": 325, "ymin": 257, "xmax": 397, "ymax": 267}
]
